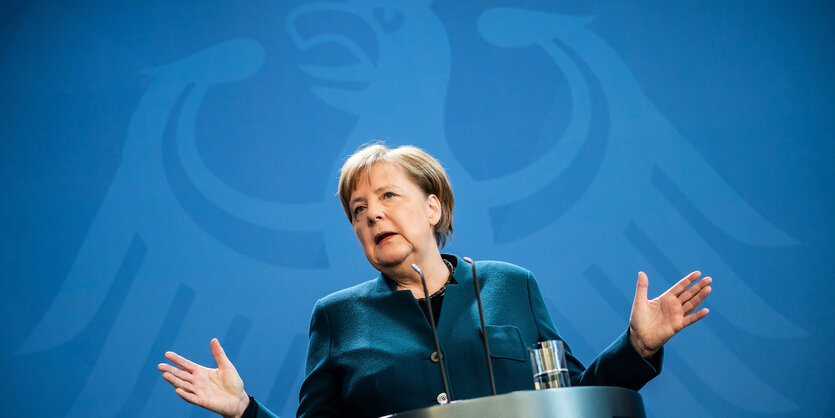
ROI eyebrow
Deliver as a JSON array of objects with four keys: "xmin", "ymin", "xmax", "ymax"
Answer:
[{"xmin": 349, "ymin": 184, "xmax": 398, "ymax": 206}]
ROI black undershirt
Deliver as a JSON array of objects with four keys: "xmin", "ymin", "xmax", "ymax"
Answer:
[
  {"xmin": 416, "ymin": 254, "xmax": 458, "ymax": 322},
  {"xmin": 418, "ymin": 291, "xmax": 446, "ymax": 322}
]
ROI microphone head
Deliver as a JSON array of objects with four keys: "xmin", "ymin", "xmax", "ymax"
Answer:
[
  {"xmin": 463, "ymin": 257, "xmax": 474, "ymax": 264},
  {"xmin": 411, "ymin": 263, "xmax": 423, "ymax": 275}
]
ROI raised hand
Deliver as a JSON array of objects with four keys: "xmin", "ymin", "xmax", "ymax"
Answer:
[
  {"xmin": 629, "ymin": 271, "xmax": 712, "ymax": 358},
  {"xmin": 158, "ymin": 338, "xmax": 250, "ymax": 418}
]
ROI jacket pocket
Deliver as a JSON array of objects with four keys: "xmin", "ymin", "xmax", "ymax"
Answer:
[{"xmin": 485, "ymin": 325, "xmax": 526, "ymax": 362}]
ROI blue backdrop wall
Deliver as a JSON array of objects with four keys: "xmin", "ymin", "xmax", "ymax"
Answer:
[{"xmin": 2, "ymin": 1, "xmax": 833, "ymax": 417}]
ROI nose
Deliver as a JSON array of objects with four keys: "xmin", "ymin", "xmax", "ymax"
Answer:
[{"xmin": 365, "ymin": 201, "xmax": 384, "ymax": 223}]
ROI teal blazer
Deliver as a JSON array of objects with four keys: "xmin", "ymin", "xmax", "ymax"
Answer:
[{"xmin": 253, "ymin": 255, "xmax": 661, "ymax": 417}]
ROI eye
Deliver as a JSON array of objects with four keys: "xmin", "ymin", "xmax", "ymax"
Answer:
[
  {"xmin": 383, "ymin": 191, "xmax": 396, "ymax": 199},
  {"xmin": 352, "ymin": 205, "xmax": 366, "ymax": 218}
]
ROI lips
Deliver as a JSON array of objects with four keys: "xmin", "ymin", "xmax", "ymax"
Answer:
[{"xmin": 375, "ymin": 232, "xmax": 397, "ymax": 244}]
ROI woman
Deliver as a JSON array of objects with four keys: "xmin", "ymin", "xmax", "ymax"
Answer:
[{"xmin": 158, "ymin": 144, "xmax": 712, "ymax": 418}]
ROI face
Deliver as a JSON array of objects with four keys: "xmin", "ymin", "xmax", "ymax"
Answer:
[{"xmin": 348, "ymin": 163, "xmax": 441, "ymax": 271}]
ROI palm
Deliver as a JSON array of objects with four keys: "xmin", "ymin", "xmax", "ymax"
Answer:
[
  {"xmin": 629, "ymin": 271, "xmax": 712, "ymax": 357},
  {"xmin": 158, "ymin": 338, "xmax": 249, "ymax": 418},
  {"xmin": 186, "ymin": 360, "xmax": 243, "ymax": 413}
]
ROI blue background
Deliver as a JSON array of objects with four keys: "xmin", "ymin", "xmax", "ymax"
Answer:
[{"xmin": 1, "ymin": 1, "xmax": 833, "ymax": 417}]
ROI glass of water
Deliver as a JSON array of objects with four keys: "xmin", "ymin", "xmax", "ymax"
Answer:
[{"xmin": 528, "ymin": 340, "xmax": 571, "ymax": 389}]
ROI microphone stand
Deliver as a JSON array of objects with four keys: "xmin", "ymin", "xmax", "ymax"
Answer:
[
  {"xmin": 463, "ymin": 257, "xmax": 497, "ymax": 396},
  {"xmin": 412, "ymin": 264, "xmax": 452, "ymax": 403}
]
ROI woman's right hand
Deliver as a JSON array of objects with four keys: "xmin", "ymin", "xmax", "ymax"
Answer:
[{"xmin": 158, "ymin": 338, "xmax": 250, "ymax": 418}]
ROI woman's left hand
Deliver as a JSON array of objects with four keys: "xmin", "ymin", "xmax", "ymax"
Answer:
[{"xmin": 629, "ymin": 271, "xmax": 712, "ymax": 358}]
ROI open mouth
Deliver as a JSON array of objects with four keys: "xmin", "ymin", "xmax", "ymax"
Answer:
[{"xmin": 375, "ymin": 232, "xmax": 397, "ymax": 244}]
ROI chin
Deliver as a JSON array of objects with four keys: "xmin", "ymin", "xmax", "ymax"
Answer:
[{"xmin": 371, "ymin": 249, "xmax": 411, "ymax": 269}]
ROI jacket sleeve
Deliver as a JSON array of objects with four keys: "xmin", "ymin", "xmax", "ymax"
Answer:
[
  {"xmin": 525, "ymin": 271, "xmax": 662, "ymax": 391},
  {"xmin": 297, "ymin": 300, "xmax": 347, "ymax": 417},
  {"xmin": 240, "ymin": 397, "xmax": 279, "ymax": 418}
]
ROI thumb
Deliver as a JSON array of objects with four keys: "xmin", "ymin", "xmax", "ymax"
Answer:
[
  {"xmin": 210, "ymin": 338, "xmax": 232, "ymax": 369},
  {"xmin": 634, "ymin": 271, "xmax": 649, "ymax": 306}
]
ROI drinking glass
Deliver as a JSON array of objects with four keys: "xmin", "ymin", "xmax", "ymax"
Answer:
[{"xmin": 528, "ymin": 340, "xmax": 570, "ymax": 389}]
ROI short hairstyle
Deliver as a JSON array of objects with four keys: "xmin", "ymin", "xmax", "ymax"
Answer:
[{"xmin": 338, "ymin": 143, "xmax": 454, "ymax": 247}]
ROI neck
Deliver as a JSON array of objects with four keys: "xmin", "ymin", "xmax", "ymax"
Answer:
[{"xmin": 385, "ymin": 253, "xmax": 449, "ymax": 299}]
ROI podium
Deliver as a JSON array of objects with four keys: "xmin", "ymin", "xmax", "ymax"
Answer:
[{"xmin": 387, "ymin": 387, "xmax": 646, "ymax": 418}]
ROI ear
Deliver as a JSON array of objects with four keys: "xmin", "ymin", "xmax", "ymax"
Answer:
[{"xmin": 426, "ymin": 194, "xmax": 441, "ymax": 226}]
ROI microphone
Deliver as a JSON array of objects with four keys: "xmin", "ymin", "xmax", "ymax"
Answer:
[
  {"xmin": 411, "ymin": 263, "xmax": 452, "ymax": 403},
  {"xmin": 463, "ymin": 257, "xmax": 497, "ymax": 396}
]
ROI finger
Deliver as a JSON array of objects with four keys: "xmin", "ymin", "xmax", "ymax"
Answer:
[
  {"xmin": 670, "ymin": 271, "xmax": 701, "ymax": 297},
  {"xmin": 683, "ymin": 285, "xmax": 712, "ymax": 315},
  {"xmin": 165, "ymin": 351, "xmax": 200, "ymax": 372},
  {"xmin": 679, "ymin": 276, "xmax": 712, "ymax": 302},
  {"xmin": 683, "ymin": 307, "xmax": 710, "ymax": 328},
  {"xmin": 210, "ymin": 338, "xmax": 231, "ymax": 369},
  {"xmin": 633, "ymin": 272, "xmax": 649, "ymax": 306},
  {"xmin": 161, "ymin": 370, "xmax": 191, "ymax": 391},
  {"xmin": 158, "ymin": 362, "xmax": 194, "ymax": 383},
  {"xmin": 175, "ymin": 387, "xmax": 203, "ymax": 407},
  {"xmin": 162, "ymin": 371, "xmax": 196, "ymax": 393}
]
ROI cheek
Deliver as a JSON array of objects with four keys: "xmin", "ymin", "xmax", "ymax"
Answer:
[
  {"xmin": 356, "ymin": 229, "xmax": 376, "ymax": 250},
  {"xmin": 353, "ymin": 225, "xmax": 366, "ymax": 243}
]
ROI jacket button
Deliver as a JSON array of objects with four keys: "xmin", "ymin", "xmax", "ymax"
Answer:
[
  {"xmin": 430, "ymin": 351, "xmax": 440, "ymax": 363},
  {"xmin": 436, "ymin": 392, "xmax": 448, "ymax": 404}
]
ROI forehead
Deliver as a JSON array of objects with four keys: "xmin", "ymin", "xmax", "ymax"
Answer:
[{"xmin": 350, "ymin": 162, "xmax": 417, "ymax": 197}]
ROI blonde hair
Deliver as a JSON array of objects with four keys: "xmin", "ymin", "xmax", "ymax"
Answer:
[{"xmin": 338, "ymin": 143, "xmax": 454, "ymax": 247}]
